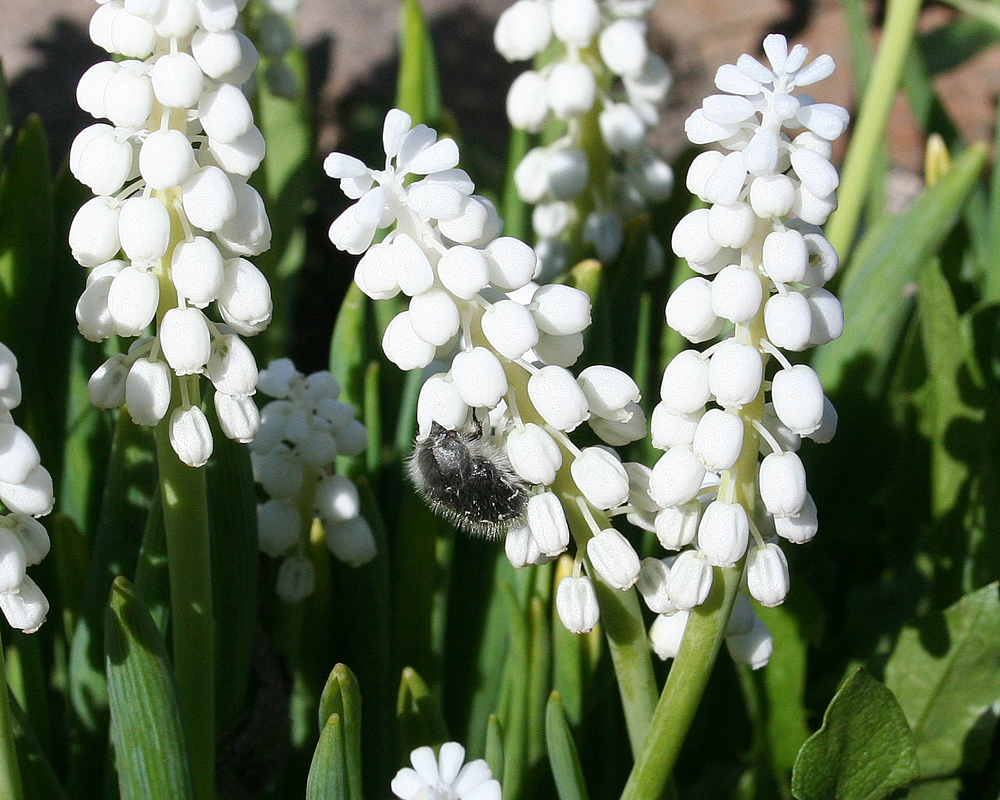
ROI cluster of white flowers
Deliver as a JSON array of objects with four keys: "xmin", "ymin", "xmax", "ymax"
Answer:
[
  {"xmin": 71, "ymin": 0, "xmax": 273, "ymax": 467},
  {"xmin": 252, "ymin": 359, "xmax": 374, "ymax": 603},
  {"xmin": 496, "ymin": 0, "xmax": 673, "ymax": 276},
  {"xmin": 391, "ymin": 741, "xmax": 501, "ymax": 800},
  {"xmin": 327, "ymin": 111, "xmax": 650, "ymax": 629},
  {"xmin": 0, "ymin": 343, "xmax": 54, "ymax": 634},
  {"xmin": 254, "ymin": 0, "xmax": 302, "ymax": 99},
  {"xmin": 638, "ymin": 35, "xmax": 847, "ymax": 668}
]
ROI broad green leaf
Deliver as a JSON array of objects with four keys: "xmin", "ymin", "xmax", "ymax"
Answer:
[
  {"xmin": 396, "ymin": 0, "xmax": 441, "ymax": 124},
  {"xmin": 397, "ymin": 667, "xmax": 449, "ymax": 757},
  {"xmin": 791, "ymin": 668, "xmax": 919, "ymax": 800},
  {"xmin": 904, "ymin": 777, "xmax": 962, "ymax": 800},
  {"xmin": 205, "ymin": 405, "xmax": 258, "ymax": 730},
  {"xmin": 0, "ymin": 115, "xmax": 53, "ymax": 374},
  {"xmin": 317, "ymin": 665, "xmax": 363, "ymax": 800},
  {"xmin": 919, "ymin": 15, "xmax": 999, "ymax": 75},
  {"xmin": 815, "ymin": 144, "xmax": 987, "ymax": 397},
  {"xmin": 545, "ymin": 692, "xmax": 589, "ymax": 800},
  {"xmin": 105, "ymin": 577, "xmax": 195, "ymax": 800},
  {"xmin": 306, "ymin": 714, "xmax": 347, "ymax": 800},
  {"xmin": 884, "ymin": 584, "xmax": 1000, "ymax": 778}
]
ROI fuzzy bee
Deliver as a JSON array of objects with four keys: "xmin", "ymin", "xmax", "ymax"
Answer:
[{"xmin": 408, "ymin": 421, "xmax": 529, "ymax": 537}]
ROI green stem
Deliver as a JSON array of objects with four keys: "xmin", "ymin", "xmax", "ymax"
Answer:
[
  {"xmin": 0, "ymin": 631, "xmax": 24, "ymax": 800},
  {"xmin": 618, "ymin": 565, "xmax": 742, "ymax": 800},
  {"xmin": 154, "ymin": 421, "xmax": 215, "ymax": 800},
  {"xmin": 824, "ymin": 0, "xmax": 923, "ymax": 260}
]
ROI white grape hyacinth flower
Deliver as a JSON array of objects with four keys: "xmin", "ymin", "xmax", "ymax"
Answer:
[
  {"xmin": 0, "ymin": 342, "xmax": 54, "ymax": 634},
  {"xmin": 327, "ymin": 110, "xmax": 648, "ymax": 630},
  {"xmin": 391, "ymin": 741, "xmax": 501, "ymax": 800},
  {"xmin": 497, "ymin": 0, "xmax": 673, "ymax": 276},
  {"xmin": 648, "ymin": 34, "xmax": 847, "ymax": 667},
  {"xmin": 252, "ymin": 359, "xmax": 373, "ymax": 602},
  {"xmin": 72, "ymin": 0, "xmax": 273, "ymax": 467}
]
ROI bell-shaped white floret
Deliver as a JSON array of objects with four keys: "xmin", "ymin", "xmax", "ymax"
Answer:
[
  {"xmin": 70, "ymin": 197, "xmax": 121, "ymax": 267},
  {"xmin": 571, "ymin": 447, "xmax": 630, "ymax": 510},
  {"xmin": 169, "ymin": 405, "xmax": 213, "ymax": 467},
  {"xmin": 218, "ymin": 257, "xmax": 272, "ymax": 335},
  {"xmin": 528, "ymin": 366, "xmax": 589, "ymax": 432},
  {"xmin": 108, "ymin": 266, "xmax": 159, "ymax": 337},
  {"xmin": 160, "ymin": 307, "xmax": 211, "ymax": 375},
  {"xmin": 151, "ymin": 51, "xmax": 204, "ymax": 108},
  {"xmin": 125, "ymin": 357, "xmax": 171, "ymax": 426},
  {"xmin": 139, "ymin": 129, "xmax": 196, "ymax": 191},
  {"xmin": 215, "ymin": 392, "xmax": 260, "ymax": 443},
  {"xmin": 555, "ymin": 575, "xmax": 600, "ymax": 633},
  {"xmin": 315, "ymin": 474, "xmax": 360, "ymax": 522},
  {"xmin": 747, "ymin": 542, "xmax": 790, "ymax": 606},
  {"xmin": 659, "ymin": 350, "xmax": 711, "ymax": 415},
  {"xmin": 182, "ymin": 166, "xmax": 238, "ymax": 233},
  {"xmin": 586, "ymin": 527, "xmax": 640, "ymax": 588},
  {"xmin": 708, "ymin": 340, "xmax": 762, "ymax": 408},
  {"xmin": 118, "ymin": 196, "xmax": 171, "ymax": 263},
  {"xmin": 381, "ymin": 312, "xmax": 435, "ymax": 371},
  {"xmin": 696, "ymin": 500, "xmax": 749, "ymax": 567},
  {"xmin": 654, "ymin": 500, "xmax": 701, "ymax": 550},
  {"xmin": 506, "ymin": 423, "xmax": 562, "ymax": 486},
  {"xmin": 527, "ymin": 492, "xmax": 570, "ymax": 557},
  {"xmin": 451, "ymin": 348, "xmax": 508, "ymax": 408},
  {"xmin": 172, "ymin": 236, "xmax": 225, "ymax": 308},
  {"xmin": 416, "ymin": 373, "xmax": 469, "ymax": 435},
  {"xmin": 199, "ymin": 83, "xmax": 253, "ymax": 144}
]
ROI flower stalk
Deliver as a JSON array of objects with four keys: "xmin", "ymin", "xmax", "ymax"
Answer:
[{"xmin": 0, "ymin": 631, "xmax": 25, "ymax": 800}]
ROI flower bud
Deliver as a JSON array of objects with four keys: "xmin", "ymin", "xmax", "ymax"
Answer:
[
  {"xmin": 637, "ymin": 557, "xmax": 675, "ymax": 614},
  {"xmin": 7, "ymin": 514, "xmax": 50, "ymax": 565},
  {"xmin": 118, "ymin": 196, "xmax": 170, "ymax": 263},
  {"xmin": 172, "ymin": 237, "xmax": 225, "ymax": 308},
  {"xmin": 726, "ymin": 617, "xmax": 773, "ymax": 669},
  {"xmin": 0, "ymin": 423, "xmax": 41, "ymax": 487},
  {"xmin": 556, "ymin": 575, "xmax": 600, "ymax": 634},
  {"xmin": 650, "ymin": 610, "xmax": 689, "ymax": 660},
  {"xmin": 547, "ymin": 61, "xmax": 596, "ymax": 119},
  {"xmin": 764, "ymin": 291, "xmax": 812, "ymax": 351},
  {"xmin": 747, "ymin": 542, "xmax": 790, "ymax": 606},
  {"xmin": 526, "ymin": 492, "xmax": 569, "ymax": 556},
  {"xmin": 169, "ymin": 405, "xmax": 213, "ymax": 467},
  {"xmin": 697, "ymin": 500, "xmax": 749, "ymax": 567},
  {"xmin": 531, "ymin": 284, "xmax": 591, "ymax": 335},
  {"xmin": 182, "ymin": 166, "xmax": 237, "ymax": 232},
  {"xmin": 711, "ymin": 264, "xmax": 762, "ymax": 324},
  {"xmin": 761, "ymin": 228, "xmax": 808, "ymax": 284},
  {"xmin": 528, "ymin": 366, "xmax": 589, "ymax": 432},
  {"xmin": 276, "ymin": 554, "xmax": 315, "ymax": 603},
  {"xmin": 139, "ymin": 129, "xmax": 196, "ymax": 191},
  {"xmin": 0, "ymin": 530, "xmax": 27, "ymax": 594},
  {"xmin": 571, "ymin": 447, "xmax": 629, "ymax": 510},
  {"xmin": 151, "ymin": 51, "xmax": 204, "ymax": 107},
  {"xmin": 199, "ymin": 83, "xmax": 253, "ymax": 144},
  {"xmin": 160, "ymin": 307, "xmax": 211, "ymax": 375},
  {"xmin": 253, "ymin": 448, "xmax": 304, "ymax": 499},
  {"xmin": 451, "ymin": 348, "xmax": 508, "ymax": 409},
  {"xmin": 494, "ymin": 0, "xmax": 552, "ymax": 61},
  {"xmin": 506, "ymin": 423, "xmax": 562, "ymax": 486},
  {"xmin": 506, "ymin": 70, "xmax": 548, "ymax": 132},
  {"xmin": 577, "ymin": 366, "xmax": 640, "ymax": 421},
  {"xmin": 504, "ymin": 522, "xmax": 544, "ymax": 568},
  {"xmin": 650, "ymin": 403, "xmax": 703, "ymax": 449},
  {"xmin": 692, "ymin": 409, "xmax": 744, "ymax": 472},
  {"xmin": 108, "ymin": 266, "xmax": 159, "ymax": 337},
  {"xmin": 659, "ymin": 350, "xmax": 710, "ymax": 415},
  {"xmin": 648, "ymin": 446, "xmax": 705, "ymax": 508},
  {"xmin": 774, "ymin": 492, "xmax": 818, "ymax": 543},
  {"xmin": 409, "ymin": 289, "xmax": 461, "ymax": 347},
  {"xmin": 654, "ymin": 501, "xmax": 701, "ymax": 550},
  {"xmin": 667, "ymin": 550, "xmax": 714, "ymax": 609},
  {"xmin": 599, "ymin": 19, "xmax": 647, "ymax": 76},
  {"xmin": 315, "ymin": 474, "xmax": 360, "ymax": 523},
  {"xmin": 759, "ymin": 451, "xmax": 807, "ymax": 517},
  {"xmin": 0, "ymin": 465, "xmax": 54, "ymax": 517},
  {"xmin": 70, "ymin": 197, "xmax": 122, "ymax": 267},
  {"xmin": 324, "ymin": 516, "xmax": 377, "ymax": 566},
  {"xmin": 437, "ymin": 246, "xmax": 490, "ymax": 299},
  {"xmin": 257, "ymin": 498, "xmax": 299, "ymax": 556},
  {"xmin": 215, "ymin": 392, "xmax": 259, "ymax": 442},
  {"xmin": 771, "ymin": 364, "xmax": 824, "ymax": 435},
  {"xmin": 481, "ymin": 300, "xmax": 539, "ymax": 360},
  {"xmin": 708, "ymin": 341, "xmax": 762, "ymax": 408},
  {"xmin": 666, "ymin": 277, "xmax": 724, "ymax": 343},
  {"xmin": 586, "ymin": 527, "xmax": 640, "ymax": 589},
  {"xmin": 0, "ymin": 576, "xmax": 49, "ymax": 633},
  {"xmin": 125, "ymin": 357, "xmax": 172, "ymax": 426},
  {"xmin": 218, "ymin": 258, "xmax": 273, "ymax": 335}
]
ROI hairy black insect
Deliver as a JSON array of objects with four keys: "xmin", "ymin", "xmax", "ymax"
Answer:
[{"xmin": 408, "ymin": 421, "xmax": 529, "ymax": 537}]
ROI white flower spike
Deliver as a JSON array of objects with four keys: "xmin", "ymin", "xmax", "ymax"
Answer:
[
  {"xmin": 647, "ymin": 34, "xmax": 847, "ymax": 668},
  {"xmin": 73, "ymin": 0, "xmax": 273, "ymax": 466}
]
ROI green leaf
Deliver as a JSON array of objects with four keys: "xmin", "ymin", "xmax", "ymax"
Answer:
[
  {"xmin": 484, "ymin": 714, "xmax": 504, "ymax": 786},
  {"xmin": 306, "ymin": 714, "xmax": 347, "ymax": 800},
  {"xmin": 0, "ymin": 115, "xmax": 54, "ymax": 382},
  {"xmin": 67, "ymin": 411, "xmax": 156, "ymax": 800},
  {"xmin": 791, "ymin": 668, "xmax": 919, "ymax": 800},
  {"xmin": 8, "ymin": 693, "xmax": 68, "ymax": 800},
  {"xmin": 545, "ymin": 692, "xmax": 589, "ymax": 800},
  {"xmin": 396, "ymin": 667, "xmax": 449, "ymax": 757},
  {"xmin": 317, "ymin": 665, "xmax": 363, "ymax": 800},
  {"xmin": 757, "ymin": 603, "xmax": 812, "ymax": 773},
  {"xmin": 329, "ymin": 282, "xmax": 371, "ymax": 421},
  {"xmin": 205, "ymin": 405, "xmax": 258, "ymax": 730},
  {"xmin": 884, "ymin": 584, "xmax": 1000, "ymax": 778},
  {"xmin": 396, "ymin": 0, "xmax": 441, "ymax": 124},
  {"xmin": 105, "ymin": 577, "xmax": 195, "ymax": 800},
  {"xmin": 814, "ymin": 144, "xmax": 987, "ymax": 397}
]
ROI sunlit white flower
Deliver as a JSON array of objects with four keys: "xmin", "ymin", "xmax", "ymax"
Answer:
[
  {"xmin": 391, "ymin": 742, "xmax": 501, "ymax": 800},
  {"xmin": 647, "ymin": 34, "xmax": 847, "ymax": 667},
  {"xmin": 73, "ymin": 0, "xmax": 272, "ymax": 467}
]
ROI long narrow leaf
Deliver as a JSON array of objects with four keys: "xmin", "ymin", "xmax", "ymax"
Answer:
[
  {"xmin": 545, "ymin": 692, "xmax": 589, "ymax": 800},
  {"xmin": 105, "ymin": 577, "xmax": 195, "ymax": 800},
  {"xmin": 306, "ymin": 714, "xmax": 347, "ymax": 800}
]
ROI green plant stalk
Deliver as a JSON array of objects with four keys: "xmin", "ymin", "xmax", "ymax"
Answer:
[
  {"xmin": 824, "ymin": 0, "xmax": 923, "ymax": 259},
  {"xmin": 153, "ymin": 183, "xmax": 215, "ymax": 800},
  {"xmin": 618, "ymin": 564, "xmax": 742, "ymax": 800},
  {"xmin": 154, "ymin": 418, "xmax": 215, "ymax": 800},
  {"xmin": 0, "ymin": 631, "xmax": 25, "ymax": 800},
  {"xmin": 502, "ymin": 359, "xmax": 658, "ymax": 757}
]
